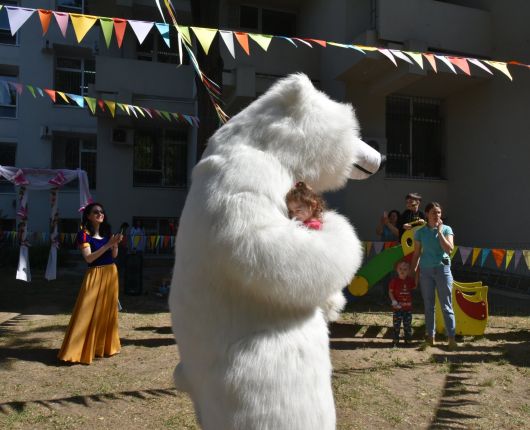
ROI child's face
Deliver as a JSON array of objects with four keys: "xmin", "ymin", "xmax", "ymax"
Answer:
[
  {"xmin": 406, "ymin": 198, "xmax": 420, "ymax": 212},
  {"xmin": 287, "ymin": 200, "xmax": 313, "ymax": 222},
  {"xmin": 396, "ymin": 262, "xmax": 410, "ymax": 279}
]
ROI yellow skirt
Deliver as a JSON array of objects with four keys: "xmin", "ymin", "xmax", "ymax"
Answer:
[{"xmin": 58, "ymin": 264, "xmax": 121, "ymax": 364}]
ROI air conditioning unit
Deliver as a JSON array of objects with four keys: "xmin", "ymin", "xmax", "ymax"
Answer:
[
  {"xmin": 363, "ymin": 137, "xmax": 387, "ymax": 155},
  {"xmin": 111, "ymin": 128, "xmax": 131, "ymax": 145}
]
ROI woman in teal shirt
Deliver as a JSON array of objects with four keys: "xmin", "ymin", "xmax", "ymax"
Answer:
[{"xmin": 411, "ymin": 202, "xmax": 456, "ymax": 350}]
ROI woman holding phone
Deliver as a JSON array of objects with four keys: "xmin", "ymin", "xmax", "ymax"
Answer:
[
  {"xmin": 411, "ymin": 202, "xmax": 456, "ymax": 350},
  {"xmin": 58, "ymin": 203, "xmax": 123, "ymax": 364}
]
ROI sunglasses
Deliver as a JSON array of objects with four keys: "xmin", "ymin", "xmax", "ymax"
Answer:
[{"xmin": 91, "ymin": 209, "xmax": 105, "ymax": 215}]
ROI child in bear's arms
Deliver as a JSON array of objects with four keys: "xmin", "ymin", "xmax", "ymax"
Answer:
[{"xmin": 286, "ymin": 181, "xmax": 325, "ymax": 230}]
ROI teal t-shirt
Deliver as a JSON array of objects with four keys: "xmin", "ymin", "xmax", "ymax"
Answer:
[{"xmin": 414, "ymin": 224, "xmax": 454, "ymax": 268}]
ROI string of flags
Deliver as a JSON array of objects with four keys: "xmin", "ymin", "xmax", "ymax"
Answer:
[
  {"xmin": 0, "ymin": 231, "xmax": 176, "ymax": 251},
  {"xmin": 1, "ymin": 4, "xmax": 528, "ymax": 84},
  {"xmin": 0, "ymin": 78, "xmax": 199, "ymax": 126},
  {"xmin": 363, "ymin": 241, "xmax": 530, "ymax": 272}
]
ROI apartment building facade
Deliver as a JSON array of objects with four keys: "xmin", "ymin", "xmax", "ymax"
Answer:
[{"xmin": 1, "ymin": 0, "xmax": 529, "ymax": 249}]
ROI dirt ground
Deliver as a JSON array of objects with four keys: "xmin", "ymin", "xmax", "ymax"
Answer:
[{"xmin": 1, "ymin": 268, "xmax": 529, "ymax": 430}]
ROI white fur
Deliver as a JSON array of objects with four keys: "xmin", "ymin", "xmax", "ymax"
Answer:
[{"xmin": 170, "ymin": 74, "xmax": 374, "ymax": 429}]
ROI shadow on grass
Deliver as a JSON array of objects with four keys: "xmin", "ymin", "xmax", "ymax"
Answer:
[
  {"xmin": 0, "ymin": 387, "xmax": 178, "ymax": 414},
  {"xmin": 135, "ymin": 325, "xmax": 173, "ymax": 335},
  {"xmin": 121, "ymin": 337, "xmax": 176, "ymax": 348},
  {"xmin": 0, "ymin": 346, "xmax": 61, "ymax": 367}
]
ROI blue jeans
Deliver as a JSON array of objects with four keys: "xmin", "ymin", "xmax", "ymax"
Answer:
[{"xmin": 419, "ymin": 265, "xmax": 455, "ymax": 338}]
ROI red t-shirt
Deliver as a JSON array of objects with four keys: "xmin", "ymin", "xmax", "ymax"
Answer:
[
  {"xmin": 389, "ymin": 277, "xmax": 416, "ymax": 311},
  {"xmin": 304, "ymin": 218, "xmax": 322, "ymax": 230}
]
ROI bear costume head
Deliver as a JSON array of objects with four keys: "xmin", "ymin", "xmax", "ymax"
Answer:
[{"xmin": 170, "ymin": 73, "xmax": 384, "ymax": 429}]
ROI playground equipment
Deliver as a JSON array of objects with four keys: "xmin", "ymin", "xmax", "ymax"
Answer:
[
  {"xmin": 349, "ymin": 222, "xmax": 489, "ymax": 336},
  {"xmin": 435, "ymin": 281, "xmax": 488, "ymax": 336}
]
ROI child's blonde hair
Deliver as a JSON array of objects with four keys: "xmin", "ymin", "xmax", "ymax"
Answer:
[{"xmin": 286, "ymin": 181, "xmax": 326, "ymax": 220}]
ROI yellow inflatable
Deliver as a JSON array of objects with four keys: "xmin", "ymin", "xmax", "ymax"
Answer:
[{"xmin": 435, "ymin": 281, "xmax": 488, "ymax": 336}]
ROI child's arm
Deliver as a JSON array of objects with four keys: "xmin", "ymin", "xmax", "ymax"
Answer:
[{"xmin": 388, "ymin": 280, "xmax": 400, "ymax": 308}]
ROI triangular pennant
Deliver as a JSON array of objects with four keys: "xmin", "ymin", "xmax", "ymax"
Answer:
[
  {"xmin": 249, "ymin": 33, "xmax": 273, "ymax": 51},
  {"xmin": 116, "ymin": 102, "xmax": 126, "ymax": 113},
  {"xmin": 142, "ymin": 107, "xmax": 153, "ymax": 118},
  {"xmin": 406, "ymin": 52, "xmax": 424, "ymax": 69},
  {"xmin": 38, "ymin": 9, "xmax": 52, "ymax": 35},
  {"xmin": 182, "ymin": 115, "xmax": 193, "ymax": 126},
  {"xmin": 84, "ymin": 97, "xmax": 96, "ymax": 114},
  {"xmin": 523, "ymin": 250, "xmax": 530, "ymax": 270},
  {"xmin": 104, "ymin": 100, "xmax": 116, "ymax": 117},
  {"xmin": 219, "ymin": 30, "xmax": 235, "ymax": 58},
  {"xmin": 156, "ymin": 23, "xmax": 170, "ymax": 48},
  {"xmin": 448, "ymin": 57, "xmax": 471, "ymax": 75},
  {"xmin": 513, "ymin": 250, "xmax": 522, "ymax": 269},
  {"xmin": 9, "ymin": 81, "xmax": 23, "ymax": 95},
  {"xmin": 505, "ymin": 249, "xmax": 514, "ymax": 269},
  {"xmin": 328, "ymin": 41, "xmax": 348, "ymax": 49},
  {"xmin": 113, "ymin": 18, "xmax": 127, "ymax": 48},
  {"xmin": 378, "ymin": 49, "xmax": 397, "ymax": 66},
  {"xmin": 67, "ymin": 93, "xmax": 84, "ymax": 107},
  {"xmin": 491, "ymin": 249, "xmax": 506, "ymax": 269},
  {"xmin": 435, "ymin": 55, "xmax": 457, "ymax": 73},
  {"xmin": 134, "ymin": 105, "xmax": 145, "ymax": 117},
  {"xmin": 70, "ymin": 13, "xmax": 97, "ymax": 43},
  {"xmin": 128, "ymin": 105, "xmax": 138, "ymax": 118},
  {"xmin": 365, "ymin": 241, "xmax": 373, "ymax": 256},
  {"xmin": 292, "ymin": 37, "xmax": 313, "ymax": 48},
  {"xmin": 278, "ymin": 36, "xmax": 298, "ymax": 47},
  {"xmin": 484, "ymin": 61, "xmax": 513, "ymax": 81},
  {"xmin": 423, "ymin": 53, "xmax": 437, "ymax": 72},
  {"xmin": 123, "ymin": 104, "xmax": 131, "ymax": 115},
  {"xmin": 5, "ymin": 6, "xmax": 35, "ymax": 36},
  {"xmin": 128, "ymin": 20, "xmax": 154, "ymax": 45},
  {"xmin": 467, "ymin": 58, "xmax": 493, "ymax": 75},
  {"xmin": 450, "ymin": 245, "xmax": 458, "ymax": 260},
  {"xmin": 480, "ymin": 248, "xmax": 491, "ymax": 267},
  {"xmin": 191, "ymin": 27, "xmax": 218, "ymax": 54},
  {"xmin": 354, "ymin": 44, "xmax": 379, "ymax": 52},
  {"xmin": 305, "ymin": 38, "xmax": 326, "ymax": 47},
  {"xmin": 53, "ymin": 12, "xmax": 69, "ymax": 38},
  {"xmin": 44, "ymin": 88, "xmax": 55, "ymax": 103},
  {"xmin": 56, "ymin": 91, "xmax": 69, "ymax": 103},
  {"xmin": 26, "ymin": 85, "xmax": 36, "ymax": 98},
  {"xmin": 160, "ymin": 110, "xmax": 172, "ymax": 121},
  {"xmin": 348, "ymin": 45, "xmax": 366, "ymax": 54},
  {"xmin": 97, "ymin": 99, "xmax": 105, "ymax": 112},
  {"xmin": 390, "ymin": 49, "xmax": 413, "ymax": 64},
  {"xmin": 234, "ymin": 32, "xmax": 250, "ymax": 55},
  {"xmin": 36, "ymin": 87, "xmax": 44, "ymax": 97},
  {"xmin": 176, "ymin": 24, "xmax": 192, "ymax": 46},
  {"xmin": 459, "ymin": 247, "xmax": 472, "ymax": 265},
  {"xmin": 99, "ymin": 17, "xmax": 114, "ymax": 48},
  {"xmin": 471, "ymin": 247, "xmax": 481, "ymax": 266},
  {"xmin": 373, "ymin": 242, "xmax": 384, "ymax": 255}
]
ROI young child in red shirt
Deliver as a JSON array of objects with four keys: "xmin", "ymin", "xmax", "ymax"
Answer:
[
  {"xmin": 286, "ymin": 181, "xmax": 325, "ymax": 230},
  {"xmin": 389, "ymin": 260, "xmax": 417, "ymax": 347}
]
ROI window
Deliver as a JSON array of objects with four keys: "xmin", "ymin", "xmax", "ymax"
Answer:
[
  {"xmin": 52, "ymin": 135, "xmax": 97, "ymax": 189},
  {"xmin": 0, "ymin": 74, "xmax": 17, "ymax": 118},
  {"xmin": 136, "ymin": 29, "xmax": 189, "ymax": 65},
  {"xmin": 0, "ymin": 142, "xmax": 16, "ymax": 192},
  {"xmin": 385, "ymin": 95, "xmax": 445, "ymax": 179},
  {"xmin": 55, "ymin": 56, "xmax": 96, "ymax": 104},
  {"xmin": 239, "ymin": 5, "xmax": 296, "ymax": 36},
  {"xmin": 133, "ymin": 128, "xmax": 188, "ymax": 188},
  {"xmin": 0, "ymin": 1, "xmax": 17, "ymax": 45},
  {"xmin": 57, "ymin": 0, "xmax": 83, "ymax": 13}
]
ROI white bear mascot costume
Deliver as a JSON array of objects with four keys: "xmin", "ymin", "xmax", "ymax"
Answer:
[{"xmin": 170, "ymin": 73, "xmax": 384, "ymax": 429}]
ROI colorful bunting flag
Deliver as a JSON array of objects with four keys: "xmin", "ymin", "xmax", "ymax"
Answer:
[
  {"xmin": 373, "ymin": 242, "xmax": 384, "ymax": 255},
  {"xmin": 156, "ymin": 22, "xmax": 170, "ymax": 47},
  {"xmin": 491, "ymin": 249, "xmax": 506, "ymax": 268},
  {"xmin": 524, "ymin": 250, "xmax": 530, "ymax": 269},
  {"xmin": 84, "ymin": 96, "xmax": 96, "ymax": 114},
  {"xmin": 67, "ymin": 93, "xmax": 84, "ymax": 107},
  {"xmin": 128, "ymin": 20, "xmax": 154, "ymax": 45},
  {"xmin": 435, "ymin": 55, "xmax": 457, "ymax": 73},
  {"xmin": 448, "ymin": 57, "xmax": 471, "ymax": 75},
  {"xmin": 450, "ymin": 245, "xmax": 458, "ymax": 260},
  {"xmin": 390, "ymin": 49, "xmax": 413, "ymax": 64},
  {"xmin": 104, "ymin": 100, "xmax": 116, "ymax": 117},
  {"xmin": 378, "ymin": 49, "xmax": 397, "ymax": 66},
  {"xmin": 44, "ymin": 88, "xmax": 57, "ymax": 102},
  {"xmin": 514, "ymin": 250, "xmax": 522, "ymax": 269},
  {"xmin": 56, "ymin": 91, "xmax": 69, "ymax": 103},
  {"xmin": 484, "ymin": 61, "xmax": 513, "ymax": 81},
  {"xmin": 480, "ymin": 248, "xmax": 490, "ymax": 266},
  {"xmin": 471, "ymin": 247, "xmax": 481, "ymax": 266},
  {"xmin": 459, "ymin": 246, "xmax": 472, "ymax": 265},
  {"xmin": 278, "ymin": 36, "xmax": 298, "ymax": 47},
  {"xmin": 365, "ymin": 241, "xmax": 373, "ymax": 256},
  {"xmin": 53, "ymin": 11, "xmax": 69, "ymax": 37},
  {"xmin": 5, "ymin": 6, "xmax": 34, "ymax": 36},
  {"xmin": 113, "ymin": 18, "xmax": 127, "ymax": 48},
  {"xmin": 38, "ymin": 9, "xmax": 52, "ymax": 35},
  {"xmin": 249, "ymin": 33, "xmax": 273, "ymax": 51},
  {"xmin": 406, "ymin": 52, "xmax": 424, "ymax": 69},
  {"xmin": 467, "ymin": 58, "xmax": 493, "ymax": 75},
  {"xmin": 191, "ymin": 27, "xmax": 218, "ymax": 54},
  {"xmin": 70, "ymin": 13, "xmax": 97, "ymax": 43},
  {"xmin": 305, "ymin": 38, "xmax": 326, "ymax": 47},
  {"xmin": 176, "ymin": 24, "xmax": 192, "ymax": 46},
  {"xmin": 234, "ymin": 32, "xmax": 250, "ymax": 55},
  {"xmin": 99, "ymin": 17, "xmax": 114, "ymax": 48},
  {"xmin": 219, "ymin": 30, "xmax": 235, "ymax": 58},
  {"xmin": 26, "ymin": 85, "xmax": 36, "ymax": 98},
  {"xmin": 505, "ymin": 249, "xmax": 514, "ymax": 269},
  {"xmin": 423, "ymin": 53, "xmax": 437, "ymax": 72}
]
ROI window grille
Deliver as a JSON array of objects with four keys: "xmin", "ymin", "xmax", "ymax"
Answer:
[
  {"xmin": 239, "ymin": 5, "xmax": 296, "ymax": 36},
  {"xmin": 52, "ymin": 135, "xmax": 97, "ymax": 189},
  {"xmin": 57, "ymin": 0, "xmax": 84, "ymax": 13},
  {"xmin": 55, "ymin": 57, "xmax": 96, "ymax": 104},
  {"xmin": 385, "ymin": 95, "xmax": 445, "ymax": 179},
  {"xmin": 0, "ymin": 1, "xmax": 18, "ymax": 45},
  {"xmin": 0, "ymin": 75, "xmax": 17, "ymax": 118},
  {"xmin": 133, "ymin": 128, "xmax": 188, "ymax": 188},
  {"xmin": 0, "ymin": 142, "xmax": 16, "ymax": 192}
]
